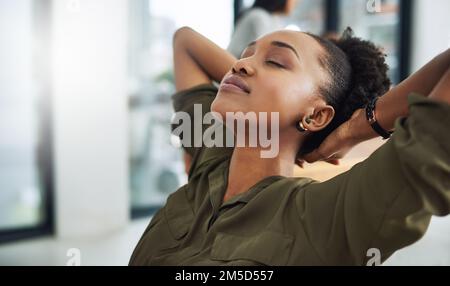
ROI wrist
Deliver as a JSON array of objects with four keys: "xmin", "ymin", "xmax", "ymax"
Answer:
[
  {"xmin": 349, "ymin": 108, "xmax": 379, "ymax": 143},
  {"xmin": 429, "ymin": 67, "xmax": 450, "ymax": 105},
  {"xmin": 365, "ymin": 97, "xmax": 394, "ymax": 140}
]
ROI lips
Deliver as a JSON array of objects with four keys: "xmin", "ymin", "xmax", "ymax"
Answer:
[{"xmin": 221, "ymin": 75, "xmax": 251, "ymax": 94}]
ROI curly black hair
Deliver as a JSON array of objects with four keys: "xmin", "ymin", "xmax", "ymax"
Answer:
[{"xmin": 300, "ymin": 28, "xmax": 391, "ymax": 155}]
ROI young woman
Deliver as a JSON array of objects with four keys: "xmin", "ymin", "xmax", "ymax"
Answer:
[{"xmin": 129, "ymin": 27, "xmax": 450, "ymax": 266}]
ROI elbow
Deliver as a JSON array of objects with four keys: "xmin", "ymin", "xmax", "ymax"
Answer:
[
  {"xmin": 443, "ymin": 48, "xmax": 450, "ymax": 68},
  {"xmin": 173, "ymin": 26, "xmax": 193, "ymax": 47}
]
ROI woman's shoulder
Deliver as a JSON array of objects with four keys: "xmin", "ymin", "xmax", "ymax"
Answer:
[
  {"xmin": 260, "ymin": 176, "xmax": 318, "ymax": 196},
  {"xmin": 278, "ymin": 176, "xmax": 318, "ymax": 190}
]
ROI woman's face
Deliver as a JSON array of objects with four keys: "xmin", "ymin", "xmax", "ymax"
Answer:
[{"xmin": 212, "ymin": 30, "xmax": 330, "ymax": 133}]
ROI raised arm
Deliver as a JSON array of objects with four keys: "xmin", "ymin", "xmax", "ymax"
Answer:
[
  {"xmin": 296, "ymin": 69, "xmax": 450, "ymax": 265},
  {"xmin": 303, "ymin": 48, "xmax": 450, "ymax": 163},
  {"xmin": 370, "ymin": 48, "xmax": 450, "ymax": 133},
  {"xmin": 172, "ymin": 27, "xmax": 237, "ymax": 173},
  {"xmin": 173, "ymin": 27, "xmax": 237, "ymax": 91}
]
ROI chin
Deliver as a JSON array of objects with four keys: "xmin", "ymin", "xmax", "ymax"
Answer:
[{"xmin": 211, "ymin": 93, "xmax": 248, "ymax": 119}]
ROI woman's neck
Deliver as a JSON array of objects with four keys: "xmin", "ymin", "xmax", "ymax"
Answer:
[{"xmin": 224, "ymin": 134, "xmax": 302, "ymax": 202}]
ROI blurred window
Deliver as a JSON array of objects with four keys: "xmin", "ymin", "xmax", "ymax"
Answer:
[
  {"xmin": 238, "ymin": 0, "xmax": 326, "ymax": 34},
  {"xmin": 0, "ymin": 0, "xmax": 52, "ymax": 241},
  {"xmin": 128, "ymin": 0, "xmax": 233, "ymax": 217},
  {"xmin": 339, "ymin": 0, "xmax": 401, "ymax": 83},
  {"xmin": 286, "ymin": 0, "xmax": 326, "ymax": 35}
]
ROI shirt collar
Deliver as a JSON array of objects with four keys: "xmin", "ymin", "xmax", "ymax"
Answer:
[{"xmin": 208, "ymin": 158, "xmax": 285, "ymax": 212}]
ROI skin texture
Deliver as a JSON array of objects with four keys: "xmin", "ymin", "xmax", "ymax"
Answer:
[
  {"xmin": 211, "ymin": 31, "xmax": 336, "ymax": 202},
  {"xmin": 173, "ymin": 26, "xmax": 450, "ymax": 203},
  {"xmin": 212, "ymin": 31, "xmax": 335, "ymax": 147}
]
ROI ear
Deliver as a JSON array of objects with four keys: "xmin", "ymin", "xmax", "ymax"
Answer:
[{"xmin": 302, "ymin": 105, "xmax": 335, "ymax": 132}]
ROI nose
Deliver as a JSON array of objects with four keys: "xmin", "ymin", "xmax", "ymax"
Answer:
[{"xmin": 232, "ymin": 59, "xmax": 255, "ymax": 76}]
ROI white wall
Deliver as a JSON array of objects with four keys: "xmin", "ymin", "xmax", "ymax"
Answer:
[
  {"xmin": 52, "ymin": 0, "xmax": 129, "ymax": 239},
  {"xmin": 410, "ymin": 0, "xmax": 450, "ymax": 71},
  {"xmin": 383, "ymin": 0, "xmax": 450, "ymax": 265}
]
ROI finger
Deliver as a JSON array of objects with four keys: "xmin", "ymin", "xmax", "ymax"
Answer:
[
  {"xmin": 304, "ymin": 149, "xmax": 327, "ymax": 164},
  {"xmin": 326, "ymin": 159, "xmax": 340, "ymax": 166},
  {"xmin": 295, "ymin": 159, "xmax": 305, "ymax": 169},
  {"xmin": 302, "ymin": 151, "xmax": 317, "ymax": 164}
]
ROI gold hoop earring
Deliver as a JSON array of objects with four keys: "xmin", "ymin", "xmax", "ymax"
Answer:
[
  {"xmin": 296, "ymin": 116, "xmax": 312, "ymax": 133},
  {"xmin": 296, "ymin": 121, "xmax": 308, "ymax": 133}
]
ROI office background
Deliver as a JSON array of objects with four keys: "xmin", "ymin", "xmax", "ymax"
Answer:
[{"xmin": 0, "ymin": 0, "xmax": 449, "ymax": 265}]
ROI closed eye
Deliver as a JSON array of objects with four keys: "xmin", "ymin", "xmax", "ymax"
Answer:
[{"xmin": 266, "ymin": 60, "xmax": 285, "ymax": 68}]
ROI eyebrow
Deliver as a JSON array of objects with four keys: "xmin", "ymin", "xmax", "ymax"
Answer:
[{"xmin": 246, "ymin": 40, "xmax": 300, "ymax": 60}]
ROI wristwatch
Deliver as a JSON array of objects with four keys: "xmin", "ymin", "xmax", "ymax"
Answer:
[{"xmin": 365, "ymin": 97, "xmax": 393, "ymax": 140}]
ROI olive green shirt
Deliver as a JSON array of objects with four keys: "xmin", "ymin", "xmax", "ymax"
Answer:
[{"xmin": 129, "ymin": 84, "xmax": 450, "ymax": 266}]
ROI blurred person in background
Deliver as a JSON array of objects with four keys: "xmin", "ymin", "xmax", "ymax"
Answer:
[{"xmin": 227, "ymin": 0, "xmax": 299, "ymax": 58}]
